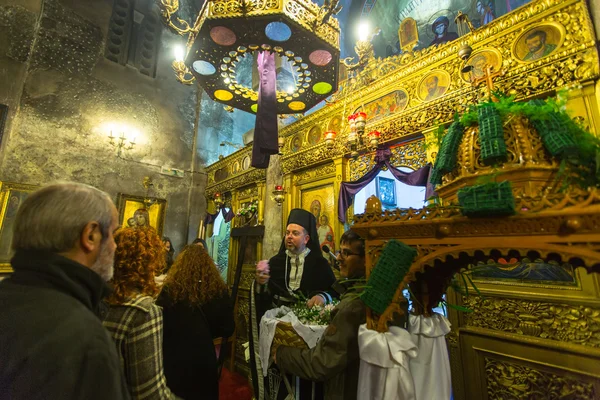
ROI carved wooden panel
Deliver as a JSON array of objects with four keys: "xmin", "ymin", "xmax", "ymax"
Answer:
[{"xmin": 459, "ymin": 327, "xmax": 600, "ymax": 399}]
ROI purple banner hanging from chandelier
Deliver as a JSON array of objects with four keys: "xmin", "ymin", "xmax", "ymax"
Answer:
[{"xmin": 251, "ymin": 51, "xmax": 279, "ymax": 169}]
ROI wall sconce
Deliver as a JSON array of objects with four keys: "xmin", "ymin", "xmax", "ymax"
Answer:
[
  {"xmin": 213, "ymin": 192, "xmax": 224, "ymax": 210},
  {"xmin": 367, "ymin": 130, "xmax": 380, "ymax": 148},
  {"xmin": 142, "ymin": 176, "xmax": 156, "ymax": 208},
  {"xmin": 108, "ymin": 130, "xmax": 136, "ymax": 157},
  {"xmin": 355, "ymin": 112, "xmax": 367, "ymax": 135},
  {"xmin": 324, "ymin": 131, "xmax": 337, "ymax": 149},
  {"xmin": 346, "ymin": 112, "xmax": 370, "ymax": 157},
  {"xmin": 271, "ymin": 185, "xmax": 285, "ymax": 206}
]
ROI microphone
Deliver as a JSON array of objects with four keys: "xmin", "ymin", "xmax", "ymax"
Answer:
[{"xmin": 321, "ymin": 245, "xmax": 339, "ymax": 271}]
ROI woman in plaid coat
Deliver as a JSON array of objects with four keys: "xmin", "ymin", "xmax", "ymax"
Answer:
[{"xmin": 102, "ymin": 227, "xmax": 177, "ymax": 400}]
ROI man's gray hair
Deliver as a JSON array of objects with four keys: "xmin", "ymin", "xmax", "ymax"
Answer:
[{"xmin": 12, "ymin": 182, "xmax": 115, "ymax": 253}]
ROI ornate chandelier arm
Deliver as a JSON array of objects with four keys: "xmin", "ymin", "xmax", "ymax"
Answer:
[
  {"xmin": 158, "ymin": 0, "xmax": 195, "ymax": 36},
  {"xmin": 172, "ymin": 60, "xmax": 196, "ymax": 85}
]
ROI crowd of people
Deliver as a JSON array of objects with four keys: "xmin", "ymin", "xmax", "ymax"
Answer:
[
  {"xmin": 0, "ymin": 183, "xmax": 378, "ymax": 400},
  {"xmin": 0, "ymin": 182, "xmax": 235, "ymax": 400}
]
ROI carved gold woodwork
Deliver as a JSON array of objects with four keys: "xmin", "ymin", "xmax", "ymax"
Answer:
[
  {"xmin": 463, "ymin": 296, "xmax": 600, "ymax": 347},
  {"xmin": 436, "ymin": 117, "xmax": 560, "ymax": 203},
  {"xmin": 348, "ymin": 139, "xmax": 427, "ymax": 181},
  {"xmin": 275, "ymin": 0, "xmax": 598, "ymax": 176},
  {"xmin": 484, "ymin": 358, "xmax": 597, "ymax": 399},
  {"xmin": 237, "ymin": 186, "xmax": 259, "ymax": 200},
  {"xmin": 459, "ymin": 327, "xmax": 600, "ymax": 399},
  {"xmin": 293, "ymin": 162, "xmax": 336, "ymax": 184},
  {"xmin": 206, "ymin": 168, "xmax": 266, "ymax": 199}
]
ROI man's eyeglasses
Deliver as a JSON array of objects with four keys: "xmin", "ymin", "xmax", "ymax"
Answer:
[{"xmin": 338, "ymin": 249, "xmax": 364, "ymax": 258}]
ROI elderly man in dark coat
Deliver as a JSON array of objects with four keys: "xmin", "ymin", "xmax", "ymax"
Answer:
[
  {"xmin": 0, "ymin": 182, "xmax": 130, "ymax": 400},
  {"xmin": 249, "ymin": 208, "xmax": 336, "ymax": 399}
]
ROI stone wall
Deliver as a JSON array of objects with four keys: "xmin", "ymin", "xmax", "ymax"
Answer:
[{"xmin": 0, "ymin": 0, "xmax": 206, "ymax": 251}]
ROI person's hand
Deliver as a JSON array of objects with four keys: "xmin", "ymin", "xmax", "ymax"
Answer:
[
  {"xmin": 271, "ymin": 344, "xmax": 279, "ymax": 363},
  {"xmin": 256, "ymin": 260, "xmax": 270, "ymax": 285},
  {"xmin": 307, "ymin": 295, "xmax": 325, "ymax": 308}
]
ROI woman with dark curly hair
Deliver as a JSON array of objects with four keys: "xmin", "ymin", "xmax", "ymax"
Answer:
[
  {"xmin": 102, "ymin": 227, "xmax": 176, "ymax": 400},
  {"xmin": 162, "ymin": 237, "xmax": 175, "ymax": 271},
  {"xmin": 157, "ymin": 244, "xmax": 235, "ymax": 400}
]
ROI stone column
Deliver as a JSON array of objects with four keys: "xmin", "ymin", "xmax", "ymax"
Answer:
[{"xmin": 262, "ymin": 153, "xmax": 283, "ymax": 258}]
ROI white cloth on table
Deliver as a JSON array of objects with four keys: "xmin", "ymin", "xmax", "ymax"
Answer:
[
  {"xmin": 259, "ymin": 306, "xmax": 327, "ymax": 376},
  {"xmin": 408, "ymin": 313, "xmax": 452, "ymax": 400},
  {"xmin": 357, "ymin": 324, "xmax": 418, "ymax": 400}
]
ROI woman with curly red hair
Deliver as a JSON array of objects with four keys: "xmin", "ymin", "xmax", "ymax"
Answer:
[
  {"xmin": 157, "ymin": 244, "xmax": 235, "ymax": 400},
  {"xmin": 102, "ymin": 227, "xmax": 176, "ymax": 400}
]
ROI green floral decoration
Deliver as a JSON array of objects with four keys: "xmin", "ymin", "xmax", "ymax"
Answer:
[
  {"xmin": 236, "ymin": 200, "xmax": 258, "ymax": 217},
  {"xmin": 455, "ymin": 91, "xmax": 600, "ymax": 190},
  {"xmin": 290, "ymin": 300, "xmax": 339, "ymax": 325}
]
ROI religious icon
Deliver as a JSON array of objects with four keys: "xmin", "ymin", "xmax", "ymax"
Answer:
[
  {"xmin": 133, "ymin": 208, "xmax": 150, "ymax": 227},
  {"xmin": 307, "ymin": 125, "xmax": 322, "ymax": 145},
  {"xmin": 301, "ymin": 184, "xmax": 335, "ymax": 254},
  {"xmin": 356, "ymin": 90, "xmax": 409, "ymax": 124},
  {"xmin": 290, "ymin": 135, "xmax": 302, "ymax": 152},
  {"xmin": 399, "ymin": 17, "xmax": 419, "ymax": 52},
  {"xmin": 0, "ymin": 182, "xmax": 38, "ymax": 272},
  {"xmin": 327, "ymin": 115, "xmax": 341, "ymax": 133},
  {"xmin": 475, "ymin": 0, "xmax": 495, "ymax": 27},
  {"xmin": 232, "ymin": 160, "xmax": 241, "ymax": 175},
  {"xmin": 310, "ymin": 199, "xmax": 322, "ymax": 220},
  {"xmin": 418, "ymin": 70, "xmax": 451, "ymax": 102},
  {"xmin": 317, "ymin": 213, "xmax": 335, "ymax": 257},
  {"xmin": 461, "ymin": 49, "xmax": 502, "ymax": 81},
  {"xmin": 513, "ymin": 23, "xmax": 564, "ymax": 63},
  {"xmin": 428, "ymin": 15, "xmax": 459, "ymax": 47},
  {"xmin": 470, "ymin": 257, "xmax": 576, "ymax": 287},
  {"xmin": 506, "ymin": 0, "xmax": 532, "ymax": 12},
  {"xmin": 117, "ymin": 193, "xmax": 167, "ymax": 236},
  {"xmin": 241, "ymin": 155, "xmax": 251, "ymax": 170},
  {"xmin": 376, "ymin": 177, "xmax": 396, "ymax": 206}
]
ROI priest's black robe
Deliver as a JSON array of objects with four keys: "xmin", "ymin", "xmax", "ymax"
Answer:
[{"xmin": 250, "ymin": 250, "xmax": 336, "ymax": 400}]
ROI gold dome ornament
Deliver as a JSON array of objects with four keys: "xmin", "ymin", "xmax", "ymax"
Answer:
[{"xmin": 365, "ymin": 195, "xmax": 383, "ymax": 214}]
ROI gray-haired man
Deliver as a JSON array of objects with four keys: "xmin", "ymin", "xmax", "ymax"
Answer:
[{"xmin": 0, "ymin": 182, "xmax": 130, "ymax": 399}]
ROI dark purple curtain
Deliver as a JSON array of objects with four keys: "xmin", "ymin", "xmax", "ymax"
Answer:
[
  {"xmin": 251, "ymin": 51, "xmax": 278, "ymax": 169},
  {"xmin": 338, "ymin": 148, "xmax": 434, "ymax": 223},
  {"xmin": 204, "ymin": 207, "xmax": 235, "ymax": 225}
]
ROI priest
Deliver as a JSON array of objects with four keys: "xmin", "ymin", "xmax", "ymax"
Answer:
[{"xmin": 249, "ymin": 208, "xmax": 336, "ymax": 400}]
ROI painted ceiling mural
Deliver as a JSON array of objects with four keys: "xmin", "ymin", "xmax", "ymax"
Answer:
[{"xmin": 364, "ymin": 0, "xmax": 532, "ymax": 57}]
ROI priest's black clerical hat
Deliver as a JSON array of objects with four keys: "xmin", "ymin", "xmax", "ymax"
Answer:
[{"xmin": 278, "ymin": 208, "xmax": 324, "ymax": 256}]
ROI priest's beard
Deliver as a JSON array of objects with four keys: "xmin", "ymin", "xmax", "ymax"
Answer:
[{"xmin": 90, "ymin": 240, "xmax": 115, "ymax": 281}]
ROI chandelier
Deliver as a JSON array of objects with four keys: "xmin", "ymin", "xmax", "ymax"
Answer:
[{"xmin": 159, "ymin": 0, "xmax": 341, "ymax": 114}]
